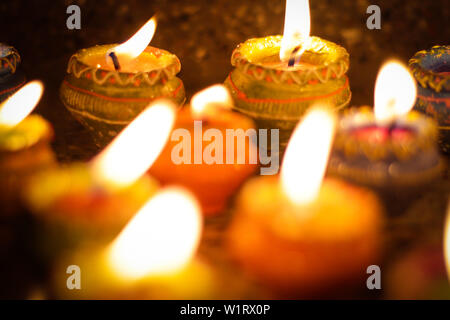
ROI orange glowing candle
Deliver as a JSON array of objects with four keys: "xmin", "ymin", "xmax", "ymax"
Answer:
[
  {"xmin": 328, "ymin": 61, "xmax": 442, "ymax": 191},
  {"xmin": 227, "ymin": 107, "xmax": 384, "ymax": 297},
  {"xmin": 60, "ymin": 16, "xmax": 185, "ymax": 148},
  {"xmin": 52, "ymin": 187, "xmax": 217, "ymax": 299},
  {"xmin": 150, "ymin": 85, "xmax": 258, "ymax": 216},
  {"xmin": 24, "ymin": 100, "xmax": 176, "ymax": 257}
]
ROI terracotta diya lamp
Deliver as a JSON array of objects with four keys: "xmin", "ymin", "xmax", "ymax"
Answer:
[
  {"xmin": 24, "ymin": 100, "xmax": 176, "ymax": 260},
  {"xmin": 60, "ymin": 16, "xmax": 185, "ymax": 147},
  {"xmin": 0, "ymin": 81, "xmax": 55, "ymax": 217},
  {"xmin": 328, "ymin": 61, "xmax": 443, "ymax": 197},
  {"xmin": 150, "ymin": 85, "xmax": 258, "ymax": 216},
  {"xmin": 227, "ymin": 107, "xmax": 384, "ymax": 297},
  {"xmin": 409, "ymin": 45, "xmax": 450, "ymax": 154},
  {"xmin": 0, "ymin": 43, "xmax": 26, "ymax": 103},
  {"xmin": 52, "ymin": 187, "xmax": 218, "ymax": 299},
  {"xmin": 224, "ymin": 0, "xmax": 351, "ymax": 157}
]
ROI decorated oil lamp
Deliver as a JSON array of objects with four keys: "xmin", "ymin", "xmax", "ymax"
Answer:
[
  {"xmin": 150, "ymin": 85, "xmax": 258, "ymax": 216},
  {"xmin": 224, "ymin": 0, "xmax": 351, "ymax": 157},
  {"xmin": 52, "ymin": 187, "xmax": 217, "ymax": 299},
  {"xmin": 60, "ymin": 16, "xmax": 185, "ymax": 147},
  {"xmin": 0, "ymin": 43, "xmax": 25, "ymax": 103},
  {"xmin": 409, "ymin": 45, "xmax": 450, "ymax": 154},
  {"xmin": 227, "ymin": 107, "xmax": 383, "ymax": 297},
  {"xmin": 0, "ymin": 81, "xmax": 55, "ymax": 216},
  {"xmin": 328, "ymin": 61, "xmax": 443, "ymax": 194},
  {"xmin": 24, "ymin": 100, "xmax": 176, "ymax": 260}
]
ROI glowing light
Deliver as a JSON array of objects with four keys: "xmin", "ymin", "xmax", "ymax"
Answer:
[
  {"xmin": 281, "ymin": 107, "xmax": 336, "ymax": 206},
  {"xmin": 280, "ymin": 0, "xmax": 311, "ymax": 62},
  {"xmin": 107, "ymin": 16, "xmax": 157, "ymax": 68},
  {"xmin": 190, "ymin": 84, "xmax": 233, "ymax": 117},
  {"xmin": 108, "ymin": 187, "xmax": 202, "ymax": 280},
  {"xmin": 0, "ymin": 81, "xmax": 44, "ymax": 127},
  {"xmin": 91, "ymin": 99, "xmax": 175, "ymax": 190},
  {"xmin": 445, "ymin": 202, "xmax": 450, "ymax": 282},
  {"xmin": 374, "ymin": 60, "xmax": 417, "ymax": 123}
]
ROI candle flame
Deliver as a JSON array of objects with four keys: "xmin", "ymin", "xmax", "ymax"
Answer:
[
  {"xmin": 108, "ymin": 187, "xmax": 202, "ymax": 280},
  {"xmin": 91, "ymin": 99, "xmax": 175, "ymax": 190},
  {"xmin": 0, "ymin": 81, "xmax": 44, "ymax": 127},
  {"xmin": 374, "ymin": 60, "xmax": 417, "ymax": 123},
  {"xmin": 280, "ymin": 0, "xmax": 311, "ymax": 63},
  {"xmin": 190, "ymin": 84, "xmax": 233, "ymax": 117},
  {"xmin": 445, "ymin": 201, "xmax": 450, "ymax": 282},
  {"xmin": 281, "ymin": 107, "xmax": 336, "ymax": 206},
  {"xmin": 107, "ymin": 16, "xmax": 157, "ymax": 68}
]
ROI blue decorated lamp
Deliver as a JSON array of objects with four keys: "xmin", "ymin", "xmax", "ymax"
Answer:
[
  {"xmin": 409, "ymin": 46, "xmax": 450, "ymax": 154},
  {"xmin": 0, "ymin": 43, "xmax": 26, "ymax": 103}
]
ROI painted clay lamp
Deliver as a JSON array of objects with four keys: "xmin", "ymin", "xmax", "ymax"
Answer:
[
  {"xmin": 60, "ymin": 16, "xmax": 185, "ymax": 147},
  {"xmin": 150, "ymin": 85, "xmax": 258, "ymax": 216},
  {"xmin": 24, "ymin": 100, "xmax": 176, "ymax": 260},
  {"xmin": 0, "ymin": 43, "xmax": 26, "ymax": 103},
  {"xmin": 409, "ymin": 45, "xmax": 450, "ymax": 154},
  {"xmin": 328, "ymin": 61, "xmax": 442, "ymax": 193}
]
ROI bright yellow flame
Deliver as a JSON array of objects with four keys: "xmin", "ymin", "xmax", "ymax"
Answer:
[
  {"xmin": 107, "ymin": 16, "xmax": 157, "ymax": 67},
  {"xmin": 280, "ymin": 0, "xmax": 311, "ymax": 62},
  {"xmin": 190, "ymin": 84, "xmax": 233, "ymax": 117},
  {"xmin": 445, "ymin": 201, "xmax": 450, "ymax": 282},
  {"xmin": 91, "ymin": 99, "xmax": 175, "ymax": 190},
  {"xmin": 374, "ymin": 60, "xmax": 417, "ymax": 123},
  {"xmin": 281, "ymin": 107, "xmax": 336, "ymax": 207},
  {"xmin": 0, "ymin": 81, "xmax": 43, "ymax": 127},
  {"xmin": 108, "ymin": 187, "xmax": 202, "ymax": 280}
]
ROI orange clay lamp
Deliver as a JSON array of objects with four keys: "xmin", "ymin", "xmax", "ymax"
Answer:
[
  {"xmin": 24, "ymin": 100, "xmax": 176, "ymax": 260},
  {"xmin": 150, "ymin": 85, "xmax": 258, "ymax": 216},
  {"xmin": 227, "ymin": 106, "xmax": 384, "ymax": 297},
  {"xmin": 60, "ymin": 16, "xmax": 185, "ymax": 147},
  {"xmin": 0, "ymin": 81, "xmax": 55, "ymax": 216},
  {"xmin": 224, "ymin": 0, "xmax": 351, "ymax": 157}
]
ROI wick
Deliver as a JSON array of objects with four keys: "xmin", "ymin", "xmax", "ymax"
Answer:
[
  {"xmin": 387, "ymin": 121, "xmax": 397, "ymax": 136},
  {"xmin": 288, "ymin": 45, "xmax": 302, "ymax": 67},
  {"xmin": 108, "ymin": 52, "xmax": 121, "ymax": 71}
]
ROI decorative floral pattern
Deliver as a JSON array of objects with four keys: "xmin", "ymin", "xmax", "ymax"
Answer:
[{"xmin": 67, "ymin": 46, "xmax": 181, "ymax": 87}]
